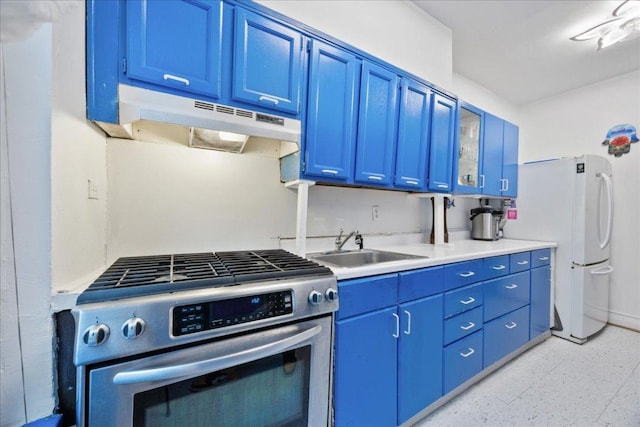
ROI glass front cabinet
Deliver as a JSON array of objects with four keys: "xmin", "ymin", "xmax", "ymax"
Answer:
[{"xmin": 454, "ymin": 102, "xmax": 483, "ymax": 194}]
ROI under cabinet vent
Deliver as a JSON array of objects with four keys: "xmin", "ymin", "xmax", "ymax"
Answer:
[
  {"xmin": 236, "ymin": 109, "xmax": 253, "ymax": 119},
  {"xmin": 194, "ymin": 101, "xmax": 214, "ymax": 111},
  {"xmin": 216, "ymin": 105, "xmax": 234, "ymax": 115}
]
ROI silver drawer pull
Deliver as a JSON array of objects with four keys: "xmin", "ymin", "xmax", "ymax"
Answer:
[
  {"xmin": 460, "ymin": 297, "xmax": 476, "ymax": 305},
  {"xmin": 505, "ymin": 321, "xmax": 518, "ymax": 329},
  {"xmin": 321, "ymin": 169, "xmax": 339, "ymax": 175},
  {"xmin": 163, "ymin": 74, "xmax": 190, "ymax": 85},
  {"xmin": 460, "ymin": 322, "xmax": 475, "ymax": 331},
  {"xmin": 403, "ymin": 179, "xmax": 419, "ymax": 185},
  {"xmin": 437, "ymin": 184, "xmax": 449, "ymax": 189},
  {"xmin": 368, "ymin": 175, "xmax": 383, "ymax": 181},
  {"xmin": 505, "ymin": 284, "xmax": 518, "ymax": 289},
  {"xmin": 459, "ymin": 348, "xmax": 475, "ymax": 358},
  {"xmin": 259, "ymin": 95, "xmax": 279, "ymax": 105},
  {"xmin": 538, "ymin": 256, "xmax": 549, "ymax": 261},
  {"xmin": 517, "ymin": 260, "xmax": 529, "ymax": 265},
  {"xmin": 492, "ymin": 265, "xmax": 506, "ymax": 270},
  {"xmin": 459, "ymin": 271, "xmax": 475, "ymax": 278}
]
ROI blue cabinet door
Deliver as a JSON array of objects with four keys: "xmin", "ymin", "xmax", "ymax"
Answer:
[
  {"xmin": 502, "ymin": 120, "xmax": 519, "ymax": 197},
  {"xmin": 233, "ymin": 8, "xmax": 302, "ymax": 114},
  {"xmin": 428, "ymin": 93, "xmax": 457, "ymax": 192},
  {"xmin": 530, "ymin": 266, "xmax": 551, "ymax": 339},
  {"xmin": 335, "ymin": 307, "xmax": 398, "ymax": 427},
  {"xmin": 126, "ymin": 0, "xmax": 223, "ymax": 98},
  {"xmin": 397, "ymin": 295, "xmax": 443, "ymax": 424},
  {"xmin": 394, "ymin": 78, "xmax": 431, "ymax": 190},
  {"xmin": 443, "ymin": 330, "xmax": 483, "ymax": 394},
  {"xmin": 453, "ymin": 102, "xmax": 484, "ymax": 194},
  {"xmin": 484, "ymin": 305, "xmax": 530, "ymax": 368},
  {"xmin": 355, "ymin": 61, "xmax": 399, "ymax": 186},
  {"xmin": 482, "ymin": 112, "xmax": 504, "ymax": 196},
  {"xmin": 304, "ymin": 40, "xmax": 359, "ymax": 181}
]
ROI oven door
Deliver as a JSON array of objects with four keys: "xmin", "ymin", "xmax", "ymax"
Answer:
[{"xmin": 83, "ymin": 316, "xmax": 332, "ymax": 427}]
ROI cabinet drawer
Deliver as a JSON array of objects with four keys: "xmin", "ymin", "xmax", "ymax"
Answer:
[
  {"xmin": 398, "ymin": 266, "xmax": 444, "ymax": 303},
  {"xmin": 337, "ymin": 274, "xmax": 397, "ymax": 320},
  {"xmin": 443, "ymin": 330, "xmax": 483, "ymax": 394},
  {"xmin": 444, "ymin": 283, "xmax": 483, "ymax": 317},
  {"xmin": 443, "ymin": 259, "xmax": 483, "ymax": 291},
  {"xmin": 484, "ymin": 271, "xmax": 530, "ymax": 322},
  {"xmin": 444, "ymin": 306, "xmax": 483, "ymax": 345},
  {"xmin": 510, "ymin": 251, "xmax": 531, "ymax": 273},
  {"xmin": 483, "ymin": 255, "xmax": 510, "ymax": 280},
  {"xmin": 483, "ymin": 306, "xmax": 530, "ymax": 368},
  {"xmin": 531, "ymin": 248, "xmax": 551, "ymax": 268}
]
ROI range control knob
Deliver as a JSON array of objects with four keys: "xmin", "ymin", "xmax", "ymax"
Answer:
[
  {"xmin": 308, "ymin": 290, "xmax": 323, "ymax": 305},
  {"xmin": 122, "ymin": 317, "xmax": 146, "ymax": 340},
  {"xmin": 83, "ymin": 324, "xmax": 110, "ymax": 347},
  {"xmin": 325, "ymin": 288, "xmax": 339, "ymax": 302}
]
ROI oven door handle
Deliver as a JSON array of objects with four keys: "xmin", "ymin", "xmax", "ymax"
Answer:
[{"xmin": 112, "ymin": 324, "xmax": 322, "ymax": 385}]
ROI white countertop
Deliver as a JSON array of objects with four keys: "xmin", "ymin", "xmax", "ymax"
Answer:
[{"xmin": 311, "ymin": 239, "xmax": 557, "ymax": 280}]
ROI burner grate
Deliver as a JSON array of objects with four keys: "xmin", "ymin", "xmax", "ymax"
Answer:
[{"xmin": 77, "ymin": 249, "xmax": 332, "ymax": 304}]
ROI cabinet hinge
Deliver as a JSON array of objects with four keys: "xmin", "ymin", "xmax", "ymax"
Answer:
[
  {"xmin": 122, "ymin": 58, "xmax": 127, "ymax": 74},
  {"xmin": 302, "ymin": 160, "xmax": 307, "ymax": 172},
  {"xmin": 306, "ymin": 39, "xmax": 311, "ymax": 52}
]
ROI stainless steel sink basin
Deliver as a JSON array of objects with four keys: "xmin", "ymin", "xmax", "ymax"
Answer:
[{"xmin": 309, "ymin": 249, "xmax": 427, "ymax": 268}]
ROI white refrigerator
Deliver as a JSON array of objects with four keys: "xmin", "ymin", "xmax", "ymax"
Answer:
[{"xmin": 505, "ymin": 154, "xmax": 614, "ymax": 344}]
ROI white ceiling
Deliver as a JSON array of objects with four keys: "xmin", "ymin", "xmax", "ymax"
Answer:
[{"xmin": 412, "ymin": 0, "xmax": 640, "ymax": 106}]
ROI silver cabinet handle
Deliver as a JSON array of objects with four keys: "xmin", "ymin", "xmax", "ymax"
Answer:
[
  {"xmin": 460, "ymin": 348, "xmax": 475, "ymax": 358},
  {"xmin": 368, "ymin": 175, "xmax": 383, "ymax": 181},
  {"xmin": 112, "ymin": 324, "xmax": 321, "ymax": 385},
  {"xmin": 505, "ymin": 284, "xmax": 518, "ymax": 289},
  {"xmin": 479, "ymin": 175, "xmax": 485, "ymax": 188},
  {"xmin": 517, "ymin": 260, "xmax": 529, "ymax": 265},
  {"xmin": 460, "ymin": 296, "xmax": 476, "ymax": 305},
  {"xmin": 404, "ymin": 310, "xmax": 411, "ymax": 335},
  {"xmin": 163, "ymin": 74, "xmax": 190, "ymax": 86},
  {"xmin": 538, "ymin": 256, "xmax": 549, "ymax": 261},
  {"xmin": 460, "ymin": 321, "xmax": 475, "ymax": 331},
  {"xmin": 492, "ymin": 265, "xmax": 506, "ymax": 270},
  {"xmin": 321, "ymin": 169, "xmax": 339, "ymax": 175},
  {"xmin": 402, "ymin": 178, "xmax": 419, "ymax": 185},
  {"xmin": 259, "ymin": 95, "xmax": 279, "ymax": 105},
  {"xmin": 392, "ymin": 313, "xmax": 400, "ymax": 338},
  {"xmin": 505, "ymin": 322, "xmax": 517, "ymax": 329},
  {"xmin": 459, "ymin": 271, "xmax": 475, "ymax": 278},
  {"xmin": 437, "ymin": 184, "xmax": 449, "ymax": 189}
]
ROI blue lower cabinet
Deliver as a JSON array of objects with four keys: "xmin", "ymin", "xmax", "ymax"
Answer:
[
  {"xmin": 398, "ymin": 295, "xmax": 443, "ymax": 425},
  {"xmin": 483, "ymin": 271, "xmax": 530, "ymax": 322},
  {"xmin": 483, "ymin": 305, "xmax": 530, "ymax": 368},
  {"xmin": 335, "ymin": 307, "xmax": 398, "ymax": 427},
  {"xmin": 444, "ymin": 283, "xmax": 483, "ymax": 317},
  {"xmin": 530, "ymin": 266, "xmax": 551, "ymax": 339},
  {"xmin": 443, "ymin": 330, "xmax": 484, "ymax": 394},
  {"xmin": 444, "ymin": 306, "xmax": 483, "ymax": 345}
]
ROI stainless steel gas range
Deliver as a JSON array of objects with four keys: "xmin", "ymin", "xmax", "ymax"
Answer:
[{"xmin": 71, "ymin": 249, "xmax": 338, "ymax": 427}]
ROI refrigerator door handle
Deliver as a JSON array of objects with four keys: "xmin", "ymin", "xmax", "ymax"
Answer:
[
  {"xmin": 597, "ymin": 172, "xmax": 613, "ymax": 250},
  {"xmin": 589, "ymin": 265, "xmax": 614, "ymax": 276}
]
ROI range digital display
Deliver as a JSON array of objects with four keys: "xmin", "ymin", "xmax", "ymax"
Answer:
[{"xmin": 173, "ymin": 291, "xmax": 293, "ymax": 336}]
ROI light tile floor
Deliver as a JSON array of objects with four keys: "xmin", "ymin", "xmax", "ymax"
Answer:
[{"xmin": 416, "ymin": 325, "xmax": 640, "ymax": 426}]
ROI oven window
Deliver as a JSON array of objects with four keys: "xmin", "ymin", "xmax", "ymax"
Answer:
[{"xmin": 133, "ymin": 346, "xmax": 311, "ymax": 427}]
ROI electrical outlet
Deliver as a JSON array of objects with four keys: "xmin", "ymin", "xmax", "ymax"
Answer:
[
  {"xmin": 88, "ymin": 179, "xmax": 99, "ymax": 200},
  {"xmin": 372, "ymin": 205, "xmax": 380, "ymax": 221}
]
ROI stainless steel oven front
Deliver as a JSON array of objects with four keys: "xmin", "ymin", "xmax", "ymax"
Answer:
[
  {"xmin": 72, "ymin": 251, "xmax": 338, "ymax": 427},
  {"xmin": 83, "ymin": 315, "xmax": 332, "ymax": 427}
]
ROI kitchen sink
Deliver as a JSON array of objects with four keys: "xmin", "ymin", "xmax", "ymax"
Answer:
[{"xmin": 309, "ymin": 249, "xmax": 427, "ymax": 268}]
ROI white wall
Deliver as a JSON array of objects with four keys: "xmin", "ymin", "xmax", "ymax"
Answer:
[
  {"xmin": 519, "ymin": 70, "xmax": 640, "ymax": 330},
  {"xmin": 0, "ymin": 26, "xmax": 55, "ymax": 425}
]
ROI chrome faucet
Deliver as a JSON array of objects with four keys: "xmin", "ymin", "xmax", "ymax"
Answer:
[{"xmin": 335, "ymin": 229, "xmax": 364, "ymax": 251}]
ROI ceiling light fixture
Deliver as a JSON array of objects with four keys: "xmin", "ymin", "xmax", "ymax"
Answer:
[{"xmin": 570, "ymin": 0, "xmax": 640, "ymax": 50}]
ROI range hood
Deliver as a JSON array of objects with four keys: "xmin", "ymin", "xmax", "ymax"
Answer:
[{"xmin": 93, "ymin": 85, "xmax": 302, "ymax": 153}]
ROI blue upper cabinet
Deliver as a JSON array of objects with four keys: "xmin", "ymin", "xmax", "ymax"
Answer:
[
  {"xmin": 483, "ymin": 113, "xmax": 519, "ymax": 197},
  {"xmin": 355, "ymin": 61, "xmax": 400, "ymax": 187},
  {"xmin": 502, "ymin": 120, "xmax": 519, "ymax": 197},
  {"xmin": 394, "ymin": 78, "xmax": 432, "ymax": 190},
  {"xmin": 304, "ymin": 40, "xmax": 360, "ymax": 182},
  {"xmin": 428, "ymin": 93, "xmax": 457, "ymax": 192},
  {"xmin": 453, "ymin": 102, "xmax": 484, "ymax": 194},
  {"xmin": 126, "ymin": 0, "xmax": 223, "ymax": 99},
  {"xmin": 233, "ymin": 7, "xmax": 303, "ymax": 115}
]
